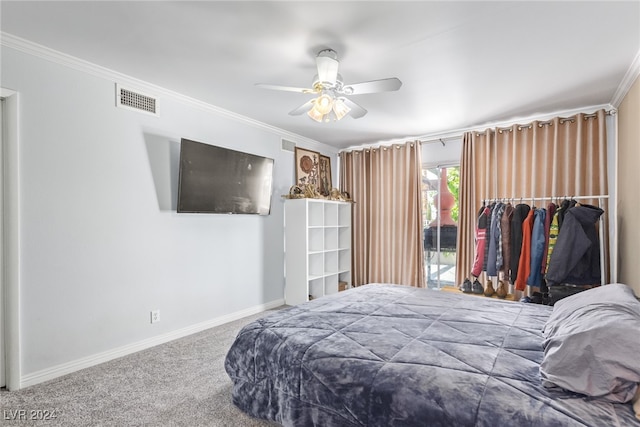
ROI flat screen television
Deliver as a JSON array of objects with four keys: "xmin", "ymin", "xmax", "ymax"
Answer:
[{"xmin": 177, "ymin": 138, "xmax": 274, "ymax": 215}]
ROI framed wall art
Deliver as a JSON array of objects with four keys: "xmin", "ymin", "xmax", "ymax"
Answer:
[
  {"xmin": 318, "ymin": 155, "xmax": 332, "ymax": 196},
  {"xmin": 294, "ymin": 147, "xmax": 320, "ymax": 188}
]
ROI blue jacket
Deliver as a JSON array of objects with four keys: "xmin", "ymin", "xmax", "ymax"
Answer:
[
  {"xmin": 527, "ymin": 208, "xmax": 547, "ymax": 287},
  {"xmin": 486, "ymin": 202, "xmax": 505, "ymax": 276}
]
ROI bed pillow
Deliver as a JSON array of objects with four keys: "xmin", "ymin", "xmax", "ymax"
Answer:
[
  {"xmin": 542, "ymin": 283, "xmax": 639, "ymax": 337},
  {"xmin": 540, "ymin": 283, "xmax": 640, "ymax": 403}
]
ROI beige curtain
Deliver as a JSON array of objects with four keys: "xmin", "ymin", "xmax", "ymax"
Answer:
[
  {"xmin": 340, "ymin": 142, "xmax": 425, "ymax": 287},
  {"xmin": 457, "ymin": 109, "xmax": 609, "ymax": 286}
]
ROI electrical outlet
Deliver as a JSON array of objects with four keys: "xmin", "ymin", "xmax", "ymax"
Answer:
[{"xmin": 150, "ymin": 309, "xmax": 160, "ymax": 324}]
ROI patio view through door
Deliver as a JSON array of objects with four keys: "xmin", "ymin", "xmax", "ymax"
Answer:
[{"xmin": 422, "ymin": 165, "xmax": 460, "ymax": 289}]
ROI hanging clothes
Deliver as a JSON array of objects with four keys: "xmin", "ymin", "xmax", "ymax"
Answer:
[
  {"xmin": 482, "ymin": 202, "xmax": 496, "ymax": 273},
  {"xmin": 540, "ymin": 202, "xmax": 556, "ymax": 274},
  {"xmin": 515, "ymin": 208, "xmax": 535, "ymax": 291},
  {"xmin": 510, "ymin": 203, "xmax": 531, "ymax": 284},
  {"xmin": 556, "ymin": 199, "xmax": 577, "ymax": 230},
  {"xmin": 487, "ymin": 202, "xmax": 505, "ymax": 277},
  {"xmin": 471, "ymin": 205, "xmax": 490, "ymax": 277},
  {"xmin": 527, "ymin": 208, "xmax": 547, "ymax": 287},
  {"xmin": 500, "ymin": 203, "xmax": 514, "ymax": 277},
  {"xmin": 546, "ymin": 204, "xmax": 604, "ymax": 286},
  {"xmin": 539, "ymin": 203, "xmax": 555, "ymax": 295},
  {"xmin": 545, "ymin": 206, "xmax": 560, "ymax": 273}
]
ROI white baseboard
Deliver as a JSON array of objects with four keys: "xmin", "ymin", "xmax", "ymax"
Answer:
[{"xmin": 19, "ymin": 299, "xmax": 285, "ymax": 389}]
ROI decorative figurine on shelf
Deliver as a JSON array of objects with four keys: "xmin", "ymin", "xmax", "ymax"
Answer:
[
  {"xmin": 330, "ymin": 189, "xmax": 351, "ymax": 201},
  {"xmin": 287, "ymin": 185, "xmax": 305, "ymax": 199},
  {"xmin": 283, "ymin": 185, "xmax": 352, "ymax": 202},
  {"xmin": 303, "ymin": 184, "xmax": 320, "ymax": 199}
]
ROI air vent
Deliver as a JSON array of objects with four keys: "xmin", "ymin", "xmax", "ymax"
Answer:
[
  {"xmin": 282, "ymin": 139, "xmax": 296, "ymax": 152},
  {"xmin": 116, "ymin": 84, "xmax": 159, "ymax": 116}
]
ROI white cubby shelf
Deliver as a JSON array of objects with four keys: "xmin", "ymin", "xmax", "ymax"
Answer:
[{"xmin": 284, "ymin": 199, "xmax": 352, "ymax": 305}]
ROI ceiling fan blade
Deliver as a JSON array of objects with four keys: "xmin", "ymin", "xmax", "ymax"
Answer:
[
  {"xmin": 288, "ymin": 99, "xmax": 315, "ymax": 116},
  {"xmin": 343, "ymin": 98, "xmax": 367, "ymax": 119},
  {"xmin": 343, "ymin": 77, "xmax": 402, "ymax": 95},
  {"xmin": 255, "ymin": 83, "xmax": 316, "ymax": 94},
  {"xmin": 316, "ymin": 49, "xmax": 339, "ymax": 85}
]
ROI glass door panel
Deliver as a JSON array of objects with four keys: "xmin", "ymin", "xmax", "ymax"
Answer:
[{"xmin": 422, "ymin": 166, "xmax": 459, "ymax": 289}]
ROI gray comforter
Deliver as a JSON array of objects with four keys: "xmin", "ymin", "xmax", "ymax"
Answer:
[{"xmin": 224, "ymin": 284, "xmax": 639, "ymax": 426}]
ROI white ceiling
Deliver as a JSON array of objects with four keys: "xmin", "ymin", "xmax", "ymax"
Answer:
[{"xmin": 2, "ymin": 1, "xmax": 639, "ymax": 149}]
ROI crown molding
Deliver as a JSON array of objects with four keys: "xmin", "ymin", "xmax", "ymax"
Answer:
[
  {"xmin": 0, "ymin": 32, "xmax": 322, "ymax": 148},
  {"xmin": 611, "ymin": 49, "xmax": 640, "ymax": 108}
]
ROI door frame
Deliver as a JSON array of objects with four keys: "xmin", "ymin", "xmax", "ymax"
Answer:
[{"xmin": 1, "ymin": 87, "xmax": 21, "ymax": 390}]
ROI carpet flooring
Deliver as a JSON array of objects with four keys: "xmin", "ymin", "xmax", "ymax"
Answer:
[{"xmin": 1, "ymin": 309, "xmax": 283, "ymax": 426}]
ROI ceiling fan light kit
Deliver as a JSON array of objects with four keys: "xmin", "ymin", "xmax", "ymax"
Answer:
[
  {"xmin": 307, "ymin": 95, "xmax": 352, "ymax": 123},
  {"xmin": 314, "ymin": 93, "xmax": 334, "ymax": 115},
  {"xmin": 333, "ymin": 98, "xmax": 351, "ymax": 120},
  {"xmin": 256, "ymin": 48, "xmax": 401, "ymax": 123}
]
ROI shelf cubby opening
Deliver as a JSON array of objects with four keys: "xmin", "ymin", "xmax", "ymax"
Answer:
[
  {"xmin": 324, "ymin": 274, "xmax": 339, "ymax": 296},
  {"xmin": 338, "ymin": 249, "xmax": 351, "ymax": 272},
  {"xmin": 338, "ymin": 227, "xmax": 351, "ymax": 249},
  {"xmin": 308, "ymin": 253, "xmax": 324, "ymax": 277},
  {"xmin": 324, "ymin": 227, "xmax": 338, "ymax": 250},
  {"xmin": 309, "ymin": 278, "xmax": 324, "ymax": 300},
  {"xmin": 324, "ymin": 250, "xmax": 338, "ymax": 274},
  {"xmin": 308, "ymin": 228, "xmax": 324, "ymax": 252},
  {"xmin": 338, "ymin": 203, "xmax": 351, "ymax": 226},
  {"xmin": 308, "ymin": 201, "xmax": 324, "ymax": 227},
  {"xmin": 324, "ymin": 203, "xmax": 338, "ymax": 226}
]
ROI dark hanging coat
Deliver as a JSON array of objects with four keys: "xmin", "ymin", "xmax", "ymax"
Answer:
[
  {"xmin": 546, "ymin": 204, "xmax": 604, "ymax": 286},
  {"xmin": 510, "ymin": 204, "xmax": 531, "ymax": 284},
  {"xmin": 500, "ymin": 203, "xmax": 514, "ymax": 277}
]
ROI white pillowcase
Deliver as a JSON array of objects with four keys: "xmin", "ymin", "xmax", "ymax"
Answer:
[{"xmin": 540, "ymin": 283, "xmax": 640, "ymax": 403}]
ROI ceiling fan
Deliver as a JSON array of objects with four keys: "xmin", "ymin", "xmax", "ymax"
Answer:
[{"xmin": 256, "ymin": 49, "xmax": 402, "ymax": 122}]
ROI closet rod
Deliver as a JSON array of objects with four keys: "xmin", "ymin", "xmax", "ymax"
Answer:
[{"xmin": 483, "ymin": 194, "xmax": 609, "ymax": 202}]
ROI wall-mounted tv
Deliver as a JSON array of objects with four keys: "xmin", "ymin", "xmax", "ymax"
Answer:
[{"xmin": 177, "ymin": 138, "xmax": 274, "ymax": 215}]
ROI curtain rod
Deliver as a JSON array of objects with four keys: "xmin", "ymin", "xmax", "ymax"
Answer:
[
  {"xmin": 419, "ymin": 107, "xmax": 617, "ymax": 145},
  {"xmin": 475, "ymin": 109, "xmax": 616, "ymax": 136},
  {"xmin": 339, "ymin": 141, "xmax": 418, "ymax": 153},
  {"xmin": 340, "ymin": 106, "xmax": 615, "ymax": 152}
]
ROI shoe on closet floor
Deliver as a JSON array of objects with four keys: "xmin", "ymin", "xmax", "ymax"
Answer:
[
  {"xmin": 461, "ymin": 278, "xmax": 472, "ymax": 293},
  {"xmin": 484, "ymin": 279, "xmax": 495, "ymax": 297},
  {"xmin": 496, "ymin": 280, "xmax": 508, "ymax": 299},
  {"xmin": 530, "ymin": 292, "xmax": 543, "ymax": 304},
  {"xmin": 472, "ymin": 279, "xmax": 484, "ymax": 294}
]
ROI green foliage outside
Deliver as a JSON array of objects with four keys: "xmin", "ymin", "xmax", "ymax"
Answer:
[{"xmin": 446, "ymin": 167, "xmax": 460, "ymax": 223}]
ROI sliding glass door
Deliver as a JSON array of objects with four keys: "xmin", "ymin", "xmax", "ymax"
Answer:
[{"xmin": 422, "ymin": 165, "xmax": 459, "ymax": 289}]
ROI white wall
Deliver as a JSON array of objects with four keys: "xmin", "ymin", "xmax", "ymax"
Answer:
[
  {"xmin": 421, "ymin": 138, "xmax": 462, "ymax": 167},
  {"xmin": 2, "ymin": 45, "xmax": 337, "ymax": 382}
]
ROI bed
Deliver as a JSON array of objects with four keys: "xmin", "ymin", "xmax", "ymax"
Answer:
[{"xmin": 225, "ymin": 283, "xmax": 640, "ymax": 426}]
